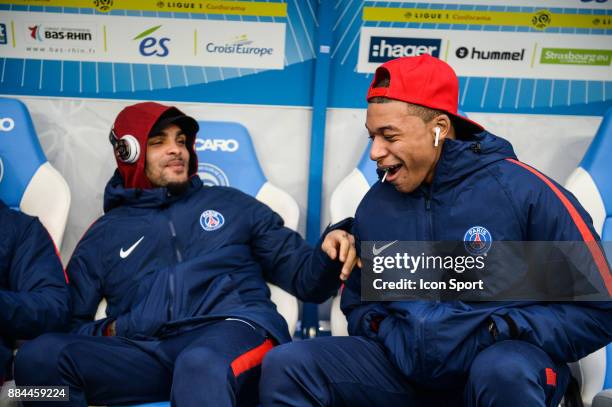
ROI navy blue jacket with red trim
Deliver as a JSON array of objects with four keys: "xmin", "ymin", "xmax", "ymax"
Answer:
[
  {"xmin": 341, "ymin": 131, "xmax": 612, "ymax": 388},
  {"xmin": 0, "ymin": 200, "xmax": 69, "ymax": 380},
  {"xmin": 67, "ymin": 173, "xmax": 341, "ymax": 343}
]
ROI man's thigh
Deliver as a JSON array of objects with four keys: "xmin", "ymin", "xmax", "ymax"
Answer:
[
  {"xmin": 159, "ymin": 319, "xmax": 270, "ymax": 365},
  {"xmin": 261, "ymin": 335, "xmax": 449, "ymax": 407}
]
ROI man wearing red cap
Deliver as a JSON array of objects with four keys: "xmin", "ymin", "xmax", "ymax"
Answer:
[
  {"xmin": 14, "ymin": 102, "xmax": 358, "ymax": 406},
  {"xmin": 260, "ymin": 55, "xmax": 612, "ymax": 406}
]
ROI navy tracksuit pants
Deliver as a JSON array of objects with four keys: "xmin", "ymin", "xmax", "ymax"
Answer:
[
  {"xmin": 260, "ymin": 337, "xmax": 570, "ymax": 407},
  {"xmin": 14, "ymin": 319, "xmax": 273, "ymax": 407}
]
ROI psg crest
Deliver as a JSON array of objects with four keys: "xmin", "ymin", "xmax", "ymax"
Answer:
[
  {"xmin": 463, "ymin": 226, "xmax": 493, "ymax": 255},
  {"xmin": 200, "ymin": 209, "xmax": 225, "ymax": 231}
]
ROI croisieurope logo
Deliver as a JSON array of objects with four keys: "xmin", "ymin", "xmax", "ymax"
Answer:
[
  {"xmin": 464, "ymin": 226, "xmax": 493, "ymax": 255},
  {"xmin": 205, "ymin": 34, "xmax": 274, "ymax": 57},
  {"xmin": 368, "ymin": 36, "xmax": 441, "ymax": 63},
  {"xmin": 134, "ymin": 25, "xmax": 170, "ymax": 57}
]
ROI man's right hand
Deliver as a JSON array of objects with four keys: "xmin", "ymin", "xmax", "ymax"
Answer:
[{"xmin": 321, "ymin": 230, "xmax": 362, "ymax": 281}]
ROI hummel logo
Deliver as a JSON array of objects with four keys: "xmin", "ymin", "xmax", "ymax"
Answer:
[
  {"xmin": 372, "ymin": 240, "xmax": 398, "ymax": 256},
  {"xmin": 120, "ymin": 236, "xmax": 144, "ymax": 259}
]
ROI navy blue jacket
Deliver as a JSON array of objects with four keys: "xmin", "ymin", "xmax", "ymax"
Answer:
[
  {"xmin": 0, "ymin": 200, "xmax": 69, "ymax": 379},
  {"xmin": 341, "ymin": 131, "xmax": 612, "ymax": 388},
  {"xmin": 67, "ymin": 173, "xmax": 341, "ymax": 343}
]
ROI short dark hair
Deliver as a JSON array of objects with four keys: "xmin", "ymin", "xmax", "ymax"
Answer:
[{"xmin": 369, "ymin": 68, "xmax": 446, "ymax": 123}]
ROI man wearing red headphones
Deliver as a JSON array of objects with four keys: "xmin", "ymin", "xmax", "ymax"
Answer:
[{"xmin": 14, "ymin": 102, "xmax": 358, "ymax": 406}]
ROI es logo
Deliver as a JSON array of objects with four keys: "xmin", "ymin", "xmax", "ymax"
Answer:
[
  {"xmin": 133, "ymin": 25, "xmax": 169, "ymax": 57},
  {"xmin": 195, "ymin": 138, "xmax": 239, "ymax": 152}
]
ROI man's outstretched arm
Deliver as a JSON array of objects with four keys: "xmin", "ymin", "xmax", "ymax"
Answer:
[{"xmin": 0, "ymin": 216, "xmax": 70, "ymax": 339}]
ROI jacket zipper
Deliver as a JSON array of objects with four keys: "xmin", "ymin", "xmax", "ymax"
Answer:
[
  {"xmin": 420, "ymin": 185, "xmax": 438, "ymax": 373},
  {"xmin": 417, "ymin": 304, "xmax": 435, "ymax": 376},
  {"xmin": 167, "ymin": 218, "xmax": 183, "ymax": 321}
]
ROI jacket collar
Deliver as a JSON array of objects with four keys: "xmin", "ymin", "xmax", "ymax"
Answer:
[{"xmin": 103, "ymin": 171, "xmax": 203, "ymax": 213}]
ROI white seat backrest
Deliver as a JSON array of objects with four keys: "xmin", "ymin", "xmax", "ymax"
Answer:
[
  {"xmin": 565, "ymin": 167, "xmax": 606, "ymax": 234},
  {"xmin": 329, "ymin": 144, "xmax": 377, "ymax": 337},
  {"xmin": 330, "ymin": 169, "xmax": 371, "ymax": 224},
  {"xmin": 20, "ymin": 162, "xmax": 71, "ymax": 248},
  {"xmin": 255, "ymin": 182, "xmax": 300, "ymax": 336},
  {"xmin": 256, "ymin": 182, "xmax": 300, "ymax": 232}
]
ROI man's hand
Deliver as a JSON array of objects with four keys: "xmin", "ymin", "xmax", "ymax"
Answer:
[
  {"xmin": 321, "ymin": 230, "xmax": 362, "ymax": 281},
  {"xmin": 105, "ymin": 320, "xmax": 117, "ymax": 336}
]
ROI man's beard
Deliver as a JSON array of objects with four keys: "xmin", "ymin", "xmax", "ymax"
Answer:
[{"xmin": 166, "ymin": 179, "xmax": 190, "ymax": 196}]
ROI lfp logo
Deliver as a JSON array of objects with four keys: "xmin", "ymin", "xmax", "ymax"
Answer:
[
  {"xmin": 200, "ymin": 209, "xmax": 225, "ymax": 231},
  {"xmin": 463, "ymin": 226, "xmax": 493, "ymax": 255},
  {"xmin": 93, "ymin": 0, "xmax": 114, "ymax": 12},
  {"xmin": 133, "ymin": 25, "xmax": 169, "ymax": 57}
]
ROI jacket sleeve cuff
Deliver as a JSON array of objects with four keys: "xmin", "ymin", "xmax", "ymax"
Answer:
[
  {"xmin": 322, "ymin": 217, "xmax": 354, "ymax": 237},
  {"xmin": 490, "ymin": 314, "xmax": 519, "ymax": 341}
]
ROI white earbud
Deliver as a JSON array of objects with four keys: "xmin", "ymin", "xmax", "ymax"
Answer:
[{"xmin": 434, "ymin": 127, "xmax": 440, "ymax": 147}]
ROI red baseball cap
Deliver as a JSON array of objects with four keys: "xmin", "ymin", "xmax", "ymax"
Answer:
[
  {"xmin": 366, "ymin": 54, "xmax": 484, "ymax": 135},
  {"xmin": 112, "ymin": 102, "xmax": 199, "ymax": 189}
]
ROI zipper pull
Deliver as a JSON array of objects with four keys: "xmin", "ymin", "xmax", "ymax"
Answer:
[{"xmin": 168, "ymin": 220, "xmax": 177, "ymax": 237}]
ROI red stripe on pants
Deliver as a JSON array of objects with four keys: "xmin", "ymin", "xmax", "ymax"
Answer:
[{"xmin": 231, "ymin": 338, "xmax": 274, "ymax": 377}]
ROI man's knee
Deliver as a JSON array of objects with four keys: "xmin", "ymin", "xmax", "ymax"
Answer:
[
  {"xmin": 469, "ymin": 340, "xmax": 542, "ymax": 387},
  {"xmin": 14, "ymin": 333, "xmax": 72, "ymax": 384},
  {"xmin": 466, "ymin": 340, "xmax": 571, "ymax": 407},
  {"xmin": 262, "ymin": 341, "xmax": 319, "ymax": 379},
  {"xmin": 174, "ymin": 347, "xmax": 231, "ymax": 384}
]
